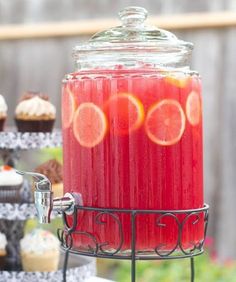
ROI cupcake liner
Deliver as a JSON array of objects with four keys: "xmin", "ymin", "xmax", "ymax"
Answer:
[
  {"xmin": 0, "ymin": 185, "xmax": 22, "ymax": 203},
  {"xmin": 14, "ymin": 119, "xmax": 55, "ymax": 133},
  {"xmin": 0, "ymin": 254, "xmax": 6, "ymax": 270},
  {"xmin": 21, "ymin": 250, "xmax": 60, "ymax": 272},
  {"xmin": 0, "ymin": 118, "xmax": 6, "ymax": 132},
  {"xmin": 0, "ymin": 257, "xmax": 6, "ymax": 270}
]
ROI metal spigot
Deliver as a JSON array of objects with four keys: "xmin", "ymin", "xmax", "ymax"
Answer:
[{"xmin": 16, "ymin": 170, "xmax": 82, "ymax": 224}]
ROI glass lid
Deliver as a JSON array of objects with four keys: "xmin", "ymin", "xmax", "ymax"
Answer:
[
  {"xmin": 72, "ymin": 6, "xmax": 194, "ymax": 70},
  {"xmin": 73, "ymin": 6, "xmax": 193, "ymax": 52}
]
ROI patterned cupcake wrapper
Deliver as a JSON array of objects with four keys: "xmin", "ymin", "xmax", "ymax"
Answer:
[
  {"xmin": 0, "ymin": 119, "xmax": 6, "ymax": 132},
  {"xmin": 0, "ymin": 255, "xmax": 6, "ymax": 270},
  {"xmin": 0, "ymin": 186, "xmax": 22, "ymax": 203},
  {"xmin": 15, "ymin": 119, "xmax": 55, "ymax": 133}
]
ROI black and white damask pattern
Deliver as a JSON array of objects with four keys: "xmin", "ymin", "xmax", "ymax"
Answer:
[
  {"xmin": 0, "ymin": 203, "xmax": 37, "ymax": 220},
  {"xmin": 0, "ymin": 203, "xmax": 60, "ymax": 220},
  {"xmin": 0, "ymin": 259, "xmax": 96, "ymax": 282},
  {"xmin": 0, "ymin": 131, "xmax": 62, "ymax": 150}
]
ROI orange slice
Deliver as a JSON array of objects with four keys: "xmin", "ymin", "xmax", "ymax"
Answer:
[
  {"xmin": 62, "ymin": 85, "xmax": 76, "ymax": 129},
  {"xmin": 145, "ymin": 99, "xmax": 186, "ymax": 146},
  {"xmin": 105, "ymin": 93, "xmax": 144, "ymax": 135},
  {"xmin": 186, "ymin": 91, "xmax": 201, "ymax": 126},
  {"xmin": 73, "ymin": 102, "xmax": 107, "ymax": 148},
  {"xmin": 165, "ymin": 73, "xmax": 190, "ymax": 88}
]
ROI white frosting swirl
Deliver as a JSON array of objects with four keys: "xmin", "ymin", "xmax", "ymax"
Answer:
[
  {"xmin": 15, "ymin": 96, "xmax": 56, "ymax": 118},
  {"xmin": 0, "ymin": 95, "xmax": 7, "ymax": 116},
  {"xmin": 0, "ymin": 232, "xmax": 7, "ymax": 250},
  {"xmin": 0, "ymin": 166, "xmax": 23, "ymax": 186},
  {"xmin": 20, "ymin": 229, "xmax": 60, "ymax": 254}
]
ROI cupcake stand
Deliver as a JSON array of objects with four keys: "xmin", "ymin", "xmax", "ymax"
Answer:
[{"xmin": 0, "ymin": 130, "xmax": 96, "ymax": 281}]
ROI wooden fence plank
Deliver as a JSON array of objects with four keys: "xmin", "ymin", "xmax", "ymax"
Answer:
[{"xmin": 1, "ymin": 11, "xmax": 236, "ymax": 40}]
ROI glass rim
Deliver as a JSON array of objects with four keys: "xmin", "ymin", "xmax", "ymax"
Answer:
[{"xmin": 72, "ymin": 41, "xmax": 193, "ymax": 55}]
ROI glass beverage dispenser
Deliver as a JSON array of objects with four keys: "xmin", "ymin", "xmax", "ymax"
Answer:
[{"xmin": 61, "ymin": 6, "xmax": 203, "ymax": 253}]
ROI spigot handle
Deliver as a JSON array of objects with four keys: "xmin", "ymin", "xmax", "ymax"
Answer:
[
  {"xmin": 16, "ymin": 170, "xmax": 45, "ymax": 181},
  {"xmin": 16, "ymin": 169, "xmax": 53, "ymax": 223},
  {"xmin": 15, "ymin": 169, "xmax": 83, "ymax": 224},
  {"xmin": 16, "ymin": 170, "xmax": 52, "ymax": 191}
]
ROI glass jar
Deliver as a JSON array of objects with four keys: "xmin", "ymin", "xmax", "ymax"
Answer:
[{"xmin": 62, "ymin": 6, "xmax": 203, "ymax": 253}]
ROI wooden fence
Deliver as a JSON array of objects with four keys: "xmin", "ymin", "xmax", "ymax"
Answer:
[{"xmin": 1, "ymin": 11, "xmax": 236, "ymax": 40}]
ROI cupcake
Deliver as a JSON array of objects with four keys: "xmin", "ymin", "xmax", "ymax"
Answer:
[
  {"xmin": 35, "ymin": 159, "xmax": 63, "ymax": 198},
  {"xmin": 0, "ymin": 165, "xmax": 23, "ymax": 203},
  {"xmin": 20, "ymin": 229, "xmax": 60, "ymax": 272},
  {"xmin": 0, "ymin": 95, "xmax": 7, "ymax": 131},
  {"xmin": 15, "ymin": 92, "xmax": 56, "ymax": 132},
  {"xmin": 0, "ymin": 232, "xmax": 7, "ymax": 270}
]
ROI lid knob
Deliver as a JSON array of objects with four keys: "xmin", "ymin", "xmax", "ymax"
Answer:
[{"xmin": 119, "ymin": 6, "xmax": 148, "ymax": 27}]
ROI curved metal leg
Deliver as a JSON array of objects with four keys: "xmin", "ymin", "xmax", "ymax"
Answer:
[
  {"xmin": 63, "ymin": 249, "xmax": 70, "ymax": 282},
  {"xmin": 190, "ymin": 257, "xmax": 195, "ymax": 282}
]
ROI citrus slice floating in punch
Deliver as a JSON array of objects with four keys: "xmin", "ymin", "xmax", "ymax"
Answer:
[
  {"xmin": 73, "ymin": 102, "xmax": 108, "ymax": 148},
  {"xmin": 186, "ymin": 90, "xmax": 201, "ymax": 126},
  {"xmin": 145, "ymin": 99, "xmax": 186, "ymax": 146},
  {"xmin": 105, "ymin": 93, "xmax": 145, "ymax": 135},
  {"xmin": 62, "ymin": 85, "xmax": 77, "ymax": 129},
  {"xmin": 165, "ymin": 73, "xmax": 190, "ymax": 88}
]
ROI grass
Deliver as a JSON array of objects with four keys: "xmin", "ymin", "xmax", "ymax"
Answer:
[{"xmin": 112, "ymin": 252, "xmax": 236, "ymax": 282}]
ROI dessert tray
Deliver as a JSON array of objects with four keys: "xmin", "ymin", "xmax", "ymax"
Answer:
[
  {"xmin": 0, "ymin": 253, "xmax": 96, "ymax": 282},
  {"xmin": 0, "ymin": 203, "xmax": 60, "ymax": 220},
  {"xmin": 0, "ymin": 129, "xmax": 65, "ymax": 273},
  {"xmin": 0, "ymin": 203, "xmax": 37, "ymax": 220},
  {"xmin": 0, "ymin": 130, "xmax": 62, "ymax": 150}
]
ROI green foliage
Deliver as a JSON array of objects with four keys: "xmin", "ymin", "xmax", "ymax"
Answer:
[
  {"xmin": 39, "ymin": 147, "xmax": 63, "ymax": 163},
  {"xmin": 114, "ymin": 253, "xmax": 236, "ymax": 282},
  {"xmin": 25, "ymin": 217, "xmax": 63, "ymax": 236}
]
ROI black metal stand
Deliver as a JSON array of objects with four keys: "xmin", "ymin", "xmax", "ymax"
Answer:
[{"xmin": 58, "ymin": 204, "xmax": 209, "ymax": 282}]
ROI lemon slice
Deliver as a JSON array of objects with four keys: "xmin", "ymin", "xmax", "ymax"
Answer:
[
  {"xmin": 165, "ymin": 73, "xmax": 190, "ymax": 88},
  {"xmin": 186, "ymin": 91, "xmax": 201, "ymax": 126},
  {"xmin": 62, "ymin": 85, "xmax": 76, "ymax": 129},
  {"xmin": 105, "ymin": 93, "xmax": 145, "ymax": 135},
  {"xmin": 73, "ymin": 102, "xmax": 108, "ymax": 148},
  {"xmin": 145, "ymin": 99, "xmax": 186, "ymax": 146}
]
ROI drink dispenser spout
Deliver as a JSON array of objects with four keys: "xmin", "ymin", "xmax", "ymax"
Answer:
[
  {"xmin": 16, "ymin": 170, "xmax": 53, "ymax": 223},
  {"xmin": 16, "ymin": 170, "xmax": 82, "ymax": 224}
]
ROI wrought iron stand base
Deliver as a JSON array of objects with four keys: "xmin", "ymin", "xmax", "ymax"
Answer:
[{"xmin": 58, "ymin": 204, "xmax": 209, "ymax": 282}]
